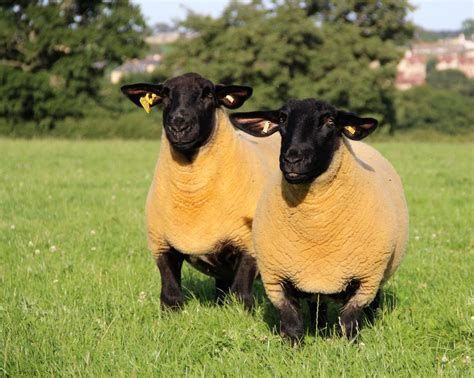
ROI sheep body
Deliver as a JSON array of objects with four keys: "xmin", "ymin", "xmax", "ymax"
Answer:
[
  {"xmin": 147, "ymin": 108, "xmax": 279, "ymax": 271},
  {"xmin": 254, "ymin": 138, "xmax": 408, "ymax": 309}
]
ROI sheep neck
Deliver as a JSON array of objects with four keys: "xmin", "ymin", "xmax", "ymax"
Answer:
[
  {"xmin": 158, "ymin": 108, "xmax": 247, "ymax": 199},
  {"xmin": 281, "ymin": 138, "xmax": 358, "ymax": 209}
]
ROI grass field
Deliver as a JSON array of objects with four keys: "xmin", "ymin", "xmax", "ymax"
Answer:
[{"xmin": 0, "ymin": 139, "xmax": 472, "ymax": 376}]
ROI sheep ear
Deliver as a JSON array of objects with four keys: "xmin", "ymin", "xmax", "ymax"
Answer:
[
  {"xmin": 215, "ymin": 85, "xmax": 253, "ymax": 109},
  {"xmin": 336, "ymin": 110, "xmax": 378, "ymax": 140},
  {"xmin": 230, "ymin": 111, "xmax": 280, "ymax": 137},
  {"xmin": 121, "ymin": 83, "xmax": 163, "ymax": 113}
]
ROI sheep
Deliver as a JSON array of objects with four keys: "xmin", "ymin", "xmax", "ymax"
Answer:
[
  {"xmin": 230, "ymin": 98, "xmax": 409, "ymax": 343},
  {"xmin": 121, "ymin": 73, "xmax": 280, "ymax": 311}
]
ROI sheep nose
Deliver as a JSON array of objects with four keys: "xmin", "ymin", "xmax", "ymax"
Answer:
[
  {"xmin": 170, "ymin": 116, "xmax": 190, "ymax": 133},
  {"xmin": 283, "ymin": 148, "xmax": 303, "ymax": 164}
]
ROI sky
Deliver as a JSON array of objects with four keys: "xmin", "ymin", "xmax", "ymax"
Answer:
[{"xmin": 133, "ymin": 0, "xmax": 474, "ymax": 31}]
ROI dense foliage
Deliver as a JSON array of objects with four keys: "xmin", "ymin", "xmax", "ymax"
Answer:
[
  {"xmin": 157, "ymin": 0, "xmax": 414, "ymax": 132},
  {"xmin": 0, "ymin": 0, "xmax": 147, "ymax": 128},
  {"xmin": 0, "ymin": 0, "xmax": 471, "ymax": 138},
  {"xmin": 427, "ymin": 69, "xmax": 474, "ymax": 97},
  {"xmin": 396, "ymin": 69, "xmax": 474, "ymax": 135}
]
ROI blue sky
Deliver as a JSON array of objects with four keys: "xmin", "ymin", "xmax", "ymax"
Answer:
[{"xmin": 133, "ymin": 0, "xmax": 473, "ymax": 31}]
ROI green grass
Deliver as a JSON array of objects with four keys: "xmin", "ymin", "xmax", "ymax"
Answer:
[{"xmin": 1, "ymin": 139, "xmax": 472, "ymax": 376}]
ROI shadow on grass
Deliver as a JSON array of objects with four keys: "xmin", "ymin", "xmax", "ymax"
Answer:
[
  {"xmin": 181, "ymin": 271, "xmax": 215, "ymax": 307},
  {"xmin": 178, "ymin": 269, "xmax": 398, "ymax": 340},
  {"xmin": 180, "ymin": 271, "xmax": 270, "ymax": 309}
]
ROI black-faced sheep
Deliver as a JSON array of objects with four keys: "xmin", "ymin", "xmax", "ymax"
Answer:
[
  {"xmin": 121, "ymin": 73, "xmax": 280, "ymax": 311},
  {"xmin": 231, "ymin": 99, "xmax": 409, "ymax": 343}
]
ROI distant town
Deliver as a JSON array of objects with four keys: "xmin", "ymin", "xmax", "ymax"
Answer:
[
  {"xmin": 111, "ymin": 31, "xmax": 474, "ymax": 90},
  {"xmin": 110, "ymin": 32, "xmax": 181, "ymax": 84},
  {"xmin": 396, "ymin": 33, "xmax": 474, "ymax": 90}
]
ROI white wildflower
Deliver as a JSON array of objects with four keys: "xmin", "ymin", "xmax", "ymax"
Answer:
[
  {"xmin": 138, "ymin": 291, "xmax": 146, "ymax": 303},
  {"xmin": 34, "ymin": 249, "xmax": 40, "ymax": 255},
  {"xmin": 50, "ymin": 245, "xmax": 57, "ymax": 252}
]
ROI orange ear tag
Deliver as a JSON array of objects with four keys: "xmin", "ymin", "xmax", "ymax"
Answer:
[
  {"xmin": 139, "ymin": 93, "xmax": 159, "ymax": 113},
  {"xmin": 225, "ymin": 95, "xmax": 235, "ymax": 104},
  {"xmin": 262, "ymin": 121, "xmax": 270, "ymax": 134},
  {"xmin": 345, "ymin": 126, "xmax": 356, "ymax": 135}
]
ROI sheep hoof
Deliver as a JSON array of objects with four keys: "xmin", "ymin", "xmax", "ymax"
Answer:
[
  {"xmin": 240, "ymin": 294, "xmax": 254, "ymax": 312},
  {"xmin": 280, "ymin": 322, "xmax": 305, "ymax": 345},
  {"xmin": 160, "ymin": 295, "xmax": 184, "ymax": 311},
  {"xmin": 281, "ymin": 332, "xmax": 304, "ymax": 347},
  {"xmin": 338, "ymin": 314, "xmax": 361, "ymax": 339}
]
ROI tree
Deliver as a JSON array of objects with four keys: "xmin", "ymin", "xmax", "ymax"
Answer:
[
  {"xmin": 0, "ymin": 0, "xmax": 147, "ymax": 128},
  {"xmin": 427, "ymin": 69, "xmax": 474, "ymax": 97},
  {"xmin": 462, "ymin": 19, "xmax": 474, "ymax": 37},
  {"xmin": 158, "ymin": 0, "xmax": 413, "ymax": 131},
  {"xmin": 310, "ymin": 0, "xmax": 414, "ymax": 44},
  {"xmin": 396, "ymin": 85, "xmax": 474, "ymax": 135}
]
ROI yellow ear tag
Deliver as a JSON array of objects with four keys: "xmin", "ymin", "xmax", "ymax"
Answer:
[
  {"xmin": 345, "ymin": 126, "xmax": 357, "ymax": 135},
  {"xmin": 262, "ymin": 121, "xmax": 270, "ymax": 134},
  {"xmin": 225, "ymin": 95, "xmax": 235, "ymax": 104},
  {"xmin": 139, "ymin": 92, "xmax": 159, "ymax": 114}
]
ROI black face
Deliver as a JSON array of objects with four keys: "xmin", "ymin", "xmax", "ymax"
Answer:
[
  {"xmin": 121, "ymin": 73, "xmax": 252, "ymax": 155},
  {"xmin": 277, "ymin": 100, "xmax": 339, "ymax": 184},
  {"xmin": 160, "ymin": 74, "xmax": 216, "ymax": 151},
  {"xmin": 230, "ymin": 99, "xmax": 378, "ymax": 184}
]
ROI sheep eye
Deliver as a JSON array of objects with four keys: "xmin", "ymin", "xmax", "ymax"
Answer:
[
  {"xmin": 202, "ymin": 88, "xmax": 213, "ymax": 99},
  {"xmin": 324, "ymin": 116, "xmax": 335, "ymax": 127},
  {"xmin": 279, "ymin": 113, "xmax": 287, "ymax": 123}
]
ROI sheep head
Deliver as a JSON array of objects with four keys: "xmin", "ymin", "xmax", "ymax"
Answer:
[
  {"xmin": 230, "ymin": 99, "xmax": 378, "ymax": 184},
  {"xmin": 121, "ymin": 72, "xmax": 252, "ymax": 154}
]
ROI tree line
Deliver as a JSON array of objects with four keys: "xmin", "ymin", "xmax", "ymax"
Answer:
[{"xmin": 0, "ymin": 0, "xmax": 472, "ymax": 138}]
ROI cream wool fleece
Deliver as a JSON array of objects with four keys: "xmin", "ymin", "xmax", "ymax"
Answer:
[
  {"xmin": 146, "ymin": 108, "xmax": 280, "ymax": 262},
  {"xmin": 254, "ymin": 138, "xmax": 409, "ymax": 309}
]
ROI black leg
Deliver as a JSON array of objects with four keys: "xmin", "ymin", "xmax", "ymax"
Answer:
[
  {"xmin": 215, "ymin": 278, "xmax": 232, "ymax": 304},
  {"xmin": 279, "ymin": 293, "xmax": 304, "ymax": 346},
  {"xmin": 308, "ymin": 300, "xmax": 328, "ymax": 334},
  {"xmin": 364, "ymin": 290, "xmax": 381, "ymax": 324},
  {"xmin": 229, "ymin": 253, "xmax": 257, "ymax": 311},
  {"xmin": 156, "ymin": 248, "xmax": 184, "ymax": 310},
  {"xmin": 339, "ymin": 304, "xmax": 363, "ymax": 339}
]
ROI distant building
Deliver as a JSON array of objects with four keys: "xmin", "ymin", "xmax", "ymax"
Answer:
[
  {"xmin": 436, "ymin": 51, "xmax": 474, "ymax": 78},
  {"xmin": 110, "ymin": 54, "xmax": 161, "ymax": 84},
  {"xmin": 109, "ymin": 31, "xmax": 192, "ymax": 83},
  {"xmin": 396, "ymin": 33, "xmax": 474, "ymax": 90},
  {"xmin": 413, "ymin": 33, "xmax": 474, "ymax": 55},
  {"xmin": 396, "ymin": 51, "xmax": 427, "ymax": 90},
  {"xmin": 145, "ymin": 32, "xmax": 181, "ymax": 45}
]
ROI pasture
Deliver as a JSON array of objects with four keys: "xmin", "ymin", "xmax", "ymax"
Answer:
[{"xmin": 0, "ymin": 139, "xmax": 472, "ymax": 376}]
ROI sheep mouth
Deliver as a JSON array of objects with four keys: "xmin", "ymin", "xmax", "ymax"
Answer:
[
  {"xmin": 283, "ymin": 171, "xmax": 314, "ymax": 184},
  {"xmin": 173, "ymin": 139, "xmax": 195, "ymax": 146},
  {"xmin": 170, "ymin": 139, "xmax": 198, "ymax": 151}
]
